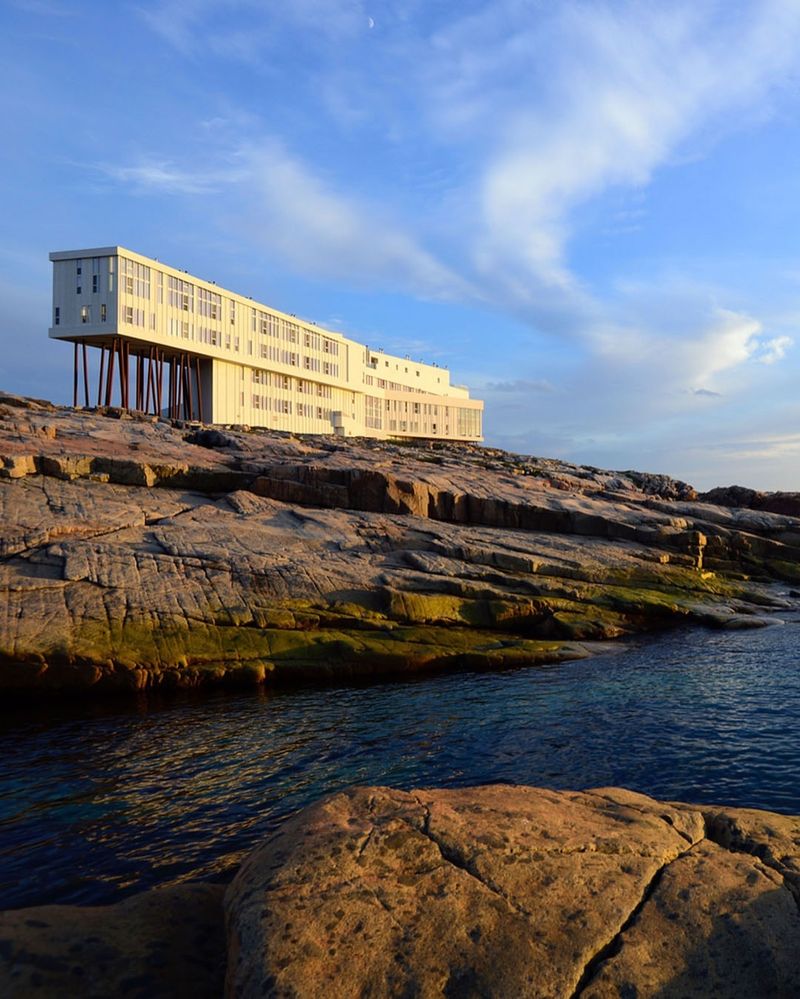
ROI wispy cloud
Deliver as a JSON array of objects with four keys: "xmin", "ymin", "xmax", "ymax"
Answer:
[
  {"xmin": 758, "ymin": 335, "xmax": 793, "ymax": 364},
  {"xmin": 115, "ymin": 1, "xmax": 800, "ymax": 485},
  {"xmin": 129, "ymin": 2, "xmax": 800, "ymax": 326},
  {"xmin": 138, "ymin": 0, "xmax": 369, "ymax": 60},
  {"xmin": 96, "ymin": 138, "xmax": 470, "ymax": 300},
  {"xmin": 485, "ymin": 379, "xmax": 556, "ymax": 395},
  {"xmin": 238, "ymin": 141, "xmax": 471, "ymax": 299},
  {"xmin": 93, "ymin": 157, "xmax": 245, "ymax": 194}
]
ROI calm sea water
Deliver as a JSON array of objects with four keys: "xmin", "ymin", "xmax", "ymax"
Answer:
[{"xmin": 1, "ymin": 618, "xmax": 799, "ymax": 911}]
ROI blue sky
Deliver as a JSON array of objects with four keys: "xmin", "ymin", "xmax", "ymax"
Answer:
[{"xmin": 2, "ymin": 0, "xmax": 799, "ymax": 490}]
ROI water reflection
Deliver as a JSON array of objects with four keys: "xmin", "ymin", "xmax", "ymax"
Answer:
[{"xmin": 1, "ymin": 620, "xmax": 799, "ymax": 909}]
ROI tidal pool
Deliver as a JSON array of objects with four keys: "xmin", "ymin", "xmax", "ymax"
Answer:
[{"xmin": 1, "ymin": 618, "xmax": 799, "ymax": 909}]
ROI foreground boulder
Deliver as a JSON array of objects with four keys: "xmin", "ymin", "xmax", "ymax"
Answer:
[
  {"xmin": 2, "ymin": 785, "xmax": 799, "ymax": 997},
  {"xmin": 226, "ymin": 785, "xmax": 800, "ymax": 998}
]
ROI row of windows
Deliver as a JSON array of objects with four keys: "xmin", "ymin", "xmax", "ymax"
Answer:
[
  {"xmin": 250, "ymin": 311, "xmax": 339, "ymax": 355},
  {"xmin": 74, "ymin": 257, "xmax": 105, "ymax": 296},
  {"xmin": 124, "ymin": 306, "xmax": 146, "ymax": 327},
  {"xmin": 251, "ymin": 396, "xmax": 332, "ymax": 420},
  {"xmin": 252, "ymin": 370, "xmax": 333, "ymax": 398},
  {"xmin": 366, "ymin": 350, "xmax": 440, "ymax": 383},
  {"xmin": 168, "ymin": 275, "xmax": 194, "ymax": 311},
  {"xmin": 457, "ymin": 408, "xmax": 482, "ymax": 437},
  {"xmin": 363, "ymin": 373, "xmax": 440, "ymax": 395},
  {"xmin": 197, "ymin": 287, "xmax": 222, "ymax": 319},
  {"xmin": 113, "ymin": 263, "xmax": 338, "ymax": 360},
  {"xmin": 121, "ymin": 258, "xmax": 150, "ymax": 298},
  {"xmin": 364, "ymin": 395, "xmax": 382, "ymax": 430},
  {"xmin": 255, "ymin": 343, "xmax": 338, "ymax": 376},
  {"xmin": 59, "ymin": 303, "xmax": 110, "ymax": 325},
  {"xmin": 378, "ymin": 401, "xmax": 481, "ymax": 438},
  {"xmin": 384, "ymin": 399, "xmax": 445, "ymax": 416},
  {"xmin": 197, "ymin": 326, "xmax": 239, "ymax": 350}
]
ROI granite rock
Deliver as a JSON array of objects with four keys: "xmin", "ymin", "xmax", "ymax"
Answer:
[
  {"xmin": 1, "ymin": 395, "xmax": 798, "ymax": 694},
  {"xmin": 3, "ymin": 785, "xmax": 799, "ymax": 998},
  {"xmin": 0, "ymin": 883, "xmax": 225, "ymax": 999},
  {"xmin": 224, "ymin": 785, "xmax": 800, "ymax": 999}
]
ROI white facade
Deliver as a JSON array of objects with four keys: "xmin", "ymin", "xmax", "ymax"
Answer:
[{"xmin": 49, "ymin": 246, "xmax": 484, "ymax": 440}]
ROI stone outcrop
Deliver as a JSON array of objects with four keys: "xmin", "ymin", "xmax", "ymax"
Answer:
[
  {"xmin": 700, "ymin": 485, "xmax": 800, "ymax": 519},
  {"xmin": 0, "ymin": 882, "xmax": 225, "ymax": 998},
  {"xmin": 225, "ymin": 785, "xmax": 800, "ymax": 998},
  {"xmin": 1, "ymin": 393, "xmax": 799, "ymax": 694},
  {"xmin": 3, "ymin": 784, "xmax": 799, "ymax": 997}
]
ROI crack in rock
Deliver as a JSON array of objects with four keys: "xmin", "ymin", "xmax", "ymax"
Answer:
[
  {"xmin": 580, "ymin": 790, "xmax": 699, "ymax": 846},
  {"xmin": 409, "ymin": 795, "xmax": 534, "ymax": 922},
  {"xmin": 570, "ymin": 839, "xmax": 703, "ymax": 998},
  {"xmin": 702, "ymin": 812, "xmax": 800, "ymax": 912}
]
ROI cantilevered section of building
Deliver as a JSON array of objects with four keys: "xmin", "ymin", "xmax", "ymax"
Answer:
[{"xmin": 49, "ymin": 246, "xmax": 484, "ymax": 441}]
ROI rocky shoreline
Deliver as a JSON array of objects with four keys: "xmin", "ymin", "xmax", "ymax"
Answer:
[
  {"xmin": 2, "ymin": 783, "xmax": 799, "ymax": 997},
  {"xmin": 2, "ymin": 391, "xmax": 799, "ymax": 696}
]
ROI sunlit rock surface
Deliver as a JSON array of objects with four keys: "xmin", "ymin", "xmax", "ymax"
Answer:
[
  {"xmin": 1, "ymin": 391, "xmax": 798, "ymax": 694},
  {"xmin": 225, "ymin": 785, "xmax": 800, "ymax": 998},
  {"xmin": 3, "ymin": 785, "xmax": 799, "ymax": 997}
]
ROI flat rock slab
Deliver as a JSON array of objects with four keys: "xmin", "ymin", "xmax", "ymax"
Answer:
[
  {"xmin": 0, "ymin": 882, "xmax": 225, "ymax": 999},
  {"xmin": 224, "ymin": 785, "xmax": 800, "ymax": 998}
]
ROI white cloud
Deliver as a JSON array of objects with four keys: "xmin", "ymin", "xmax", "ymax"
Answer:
[
  {"xmin": 758, "ymin": 335, "xmax": 793, "ymax": 364},
  {"xmin": 94, "ymin": 158, "xmax": 245, "ymax": 194},
  {"xmin": 139, "ymin": 0, "xmax": 368, "ymax": 60},
  {"xmin": 457, "ymin": 1, "xmax": 800, "ymax": 306},
  {"xmin": 96, "ymin": 139, "xmax": 469, "ymax": 301},
  {"xmin": 485, "ymin": 378, "xmax": 556, "ymax": 394},
  {"xmin": 239, "ymin": 142, "xmax": 470, "ymax": 299},
  {"xmin": 123, "ymin": 0, "xmax": 800, "ymax": 486}
]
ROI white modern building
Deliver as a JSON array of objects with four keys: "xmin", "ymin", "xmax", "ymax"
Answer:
[{"xmin": 49, "ymin": 246, "xmax": 484, "ymax": 441}]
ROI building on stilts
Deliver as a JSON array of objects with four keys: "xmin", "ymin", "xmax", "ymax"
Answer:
[{"xmin": 49, "ymin": 246, "xmax": 484, "ymax": 439}]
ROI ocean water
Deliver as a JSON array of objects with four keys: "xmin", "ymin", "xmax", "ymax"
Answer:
[{"xmin": 1, "ymin": 618, "xmax": 799, "ymax": 910}]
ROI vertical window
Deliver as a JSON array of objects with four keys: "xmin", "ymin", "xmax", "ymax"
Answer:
[
  {"xmin": 108, "ymin": 257, "xmax": 115, "ymax": 293},
  {"xmin": 54, "ymin": 307, "xmax": 60, "ymax": 326},
  {"xmin": 76, "ymin": 284, "xmax": 82, "ymax": 295},
  {"xmin": 100, "ymin": 304, "xmax": 107, "ymax": 322},
  {"xmin": 80, "ymin": 305, "xmax": 89, "ymax": 324},
  {"xmin": 92, "ymin": 275, "xmax": 99, "ymax": 293},
  {"xmin": 125, "ymin": 305, "xmax": 133, "ymax": 323},
  {"xmin": 76, "ymin": 260, "xmax": 82, "ymax": 275}
]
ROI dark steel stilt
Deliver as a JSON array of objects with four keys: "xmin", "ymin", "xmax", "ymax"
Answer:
[
  {"xmin": 97, "ymin": 347, "xmax": 106, "ymax": 407},
  {"xmin": 135, "ymin": 355, "xmax": 143, "ymax": 411},
  {"xmin": 105, "ymin": 338, "xmax": 116, "ymax": 407},
  {"xmin": 195, "ymin": 356, "xmax": 203, "ymax": 423},
  {"xmin": 82, "ymin": 343, "xmax": 89, "ymax": 407},
  {"xmin": 156, "ymin": 351, "xmax": 164, "ymax": 416},
  {"xmin": 73, "ymin": 342, "xmax": 79, "ymax": 407}
]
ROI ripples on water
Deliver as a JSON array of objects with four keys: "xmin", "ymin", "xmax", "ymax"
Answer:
[{"xmin": 1, "ymin": 620, "xmax": 799, "ymax": 909}]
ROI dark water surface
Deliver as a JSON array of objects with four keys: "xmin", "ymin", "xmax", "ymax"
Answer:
[{"xmin": 2, "ymin": 619, "xmax": 799, "ymax": 910}]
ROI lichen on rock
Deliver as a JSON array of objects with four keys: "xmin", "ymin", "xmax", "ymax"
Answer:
[{"xmin": 1, "ymin": 394, "xmax": 798, "ymax": 695}]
